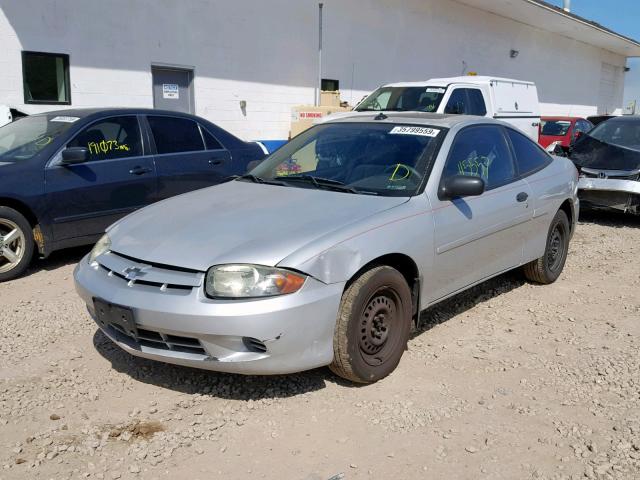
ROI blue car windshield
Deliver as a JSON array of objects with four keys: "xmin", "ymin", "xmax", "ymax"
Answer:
[
  {"xmin": 249, "ymin": 122, "xmax": 444, "ymax": 196},
  {"xmin": 0, "ymin": 115, "xmax": 77, "ymax": 162}
]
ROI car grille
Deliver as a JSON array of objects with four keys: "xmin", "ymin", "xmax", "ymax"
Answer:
[
  {"xmin": 580, "ymin": 167, "xmax": 640, "ymax": 181},
  {"xmin": 107, "ymin": 323, "xmax": 207, "ymax": 355},
  {"xmin": 97, "ymin": 250, "xmax": 204, "ymax": 294}
]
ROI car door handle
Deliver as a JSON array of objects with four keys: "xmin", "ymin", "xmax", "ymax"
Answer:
[
  {"xmin": 129, "ymin": 166, "xmax": 152, "ymax": 175},
  {"xmin": 208, "ymin": 158, "xmax": 224, "ymax": 166},
  {"xmin": 516, "ymin": 192, "xmax": 529, "ymax": 202}
]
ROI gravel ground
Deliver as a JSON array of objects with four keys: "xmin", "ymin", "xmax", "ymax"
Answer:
[{"xmin": 0, "ymin": 211, "xmax": 638, "ymax": 480}]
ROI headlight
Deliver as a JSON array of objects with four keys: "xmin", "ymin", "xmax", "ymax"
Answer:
[
  {"xmin": 88, "ymin": 234, "xmax": 111, "ymax": 266},
  {"xmin": 205, "ymin": 264, "xmax": 306, "ymax": 299}
]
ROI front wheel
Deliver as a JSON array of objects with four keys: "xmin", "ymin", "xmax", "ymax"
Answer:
[
  {"xmin": 0, "ymin": 207, "xmax": 34, "ymax": 282},
  {"xmin": 523, "ymin": 209, "xmax": 570, "ymax": 284},
  {"xmin": 330, "ymin": 266, "xmax": 412, "ymax": 383}
]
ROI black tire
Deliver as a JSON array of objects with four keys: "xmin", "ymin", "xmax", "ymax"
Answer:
[
  {"xmin": 523, "ymin": 209, "xmax": 570, "ymax": 284},
  {"xmin": 329, "ymin": 266, "xmax": 412, "ymax": 383},
  {"xmin": 0, "ymin": 207, "xmax": 34, "ymax": 282}
]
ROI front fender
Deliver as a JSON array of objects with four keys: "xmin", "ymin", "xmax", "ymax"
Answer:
[{"xmin": 277, "ymin": 196, "xmax": 434, "ymax": 285}]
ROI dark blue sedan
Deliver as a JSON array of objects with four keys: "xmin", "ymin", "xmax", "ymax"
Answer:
[{"xmin": 0, "ymin": 108, "xmax": 266, "ymax": 280}]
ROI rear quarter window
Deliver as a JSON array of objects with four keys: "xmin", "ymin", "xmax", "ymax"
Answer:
[{"xmin": 505, "ymin": 127, "xmax": 552, "ymax": 177}]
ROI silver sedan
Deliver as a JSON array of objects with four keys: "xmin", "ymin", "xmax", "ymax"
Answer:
[{"xmin": 74, "ymin": 113, "xmax": 579, "ymax": 383}]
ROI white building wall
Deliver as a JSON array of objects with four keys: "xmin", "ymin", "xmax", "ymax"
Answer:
[{"xmin": 0, "ymin": 0, "xmax": 628, "ymax": 141}]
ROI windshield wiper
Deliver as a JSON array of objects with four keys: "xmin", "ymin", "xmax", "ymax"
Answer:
[
  {"xmin": 232, "ymin": 174, "xmax": 285, "ymax": 186},
  {"xmin": 281, "ymin": 175, "xmax": 377, "ymax": 195}
]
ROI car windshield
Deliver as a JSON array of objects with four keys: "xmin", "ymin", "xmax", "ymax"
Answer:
[
  {"xmin": 586, "ymin": 118, "xmax": 640, "ymax": 151},
  {"xmin": 355, "ymin": 86, "xmax": 445, "ymax": 113},
  {"xmin": 540, "ymin": 120, "xmax": 571, "ymax": 136},
  {"xmin": 0, "ymin": 114, "xmax": 77, "ymax": 162},
  {"xmin": 248, "ymin": 122, "xmax": 444, "ymax": 197}
]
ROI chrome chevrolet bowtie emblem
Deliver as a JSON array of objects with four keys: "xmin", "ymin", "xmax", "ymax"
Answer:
[{"xmin": 123, "ymin": 266, "xmax": 148, "ymax": 280}]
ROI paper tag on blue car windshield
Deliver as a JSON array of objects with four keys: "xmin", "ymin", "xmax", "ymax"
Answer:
[
  {"xmin": 389, "ymin": 126, "xmax": 440, "ymax": 137},
  {"xmin": 50, "ymin": 116, "xmax": 80, "ymax": 123}
]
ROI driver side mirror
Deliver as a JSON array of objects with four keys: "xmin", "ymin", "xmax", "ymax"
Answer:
[
  {"xmin": 572, "ymin": 130, "xmax": 583, "ymax": 144},
  {"xmin": 445, "ymin": 102, "xmax": 465, "ymax": 115},
  {"xmin": 439, "ymin": 175, "xmax": 485, "ymax": 200},
  {"xmin": 61, "ymin": 147, "xmax": 89, "ymax": 164}
]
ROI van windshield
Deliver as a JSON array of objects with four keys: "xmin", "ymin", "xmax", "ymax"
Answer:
[{"xmin": 355, "ymin": 86, "xmax": 445, "ymax": 113}]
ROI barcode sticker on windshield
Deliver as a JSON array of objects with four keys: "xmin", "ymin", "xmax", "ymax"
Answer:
[
  {"xmin": 50, "ymin": 116, "xmax": 80, "ymax": 123},
  {"xmin": 389, "ymin": 126, "xmax": 440, "ymax": 137},
  {"xmin": 426, "ymin": 88, "xmax": 446, "ymax": 93}
]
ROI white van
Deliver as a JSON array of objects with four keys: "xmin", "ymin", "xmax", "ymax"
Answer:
[
  {"xmin": 320, "ymin": 76, "xmax": 541, "ymax": 140},
  {"xmin": 0, "ymin": 106, "xmax": 12, "ymax": 128}
]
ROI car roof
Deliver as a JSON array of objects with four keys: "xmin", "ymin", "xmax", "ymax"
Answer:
[
  {"xmin": 605, "ymin": 115, "xmax": 640, "ymax": 122},
  {"xmin": 383, "ymin": 76, "xmax": 534, "ymax": 88},
  {"xmin": 30, "ymin": 107, "xmax": 200, "ymax": 119},
  {"xmin": 325, "ymin": 112, "xmax": 502, "ymax": 129},
  {"xmin": 541, "ymin": 116, "xmax": 582, "ymax": 121}
]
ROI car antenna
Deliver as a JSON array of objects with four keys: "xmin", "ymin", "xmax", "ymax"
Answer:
[{"xmin": 374, "ymin": 112, "xmax": 388, "ymax": 120}]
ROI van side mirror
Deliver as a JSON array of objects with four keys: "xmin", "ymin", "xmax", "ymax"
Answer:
[
  {"xmin": 444, "ymin": 102, "xmax": 465, "ymax": 115},
  {"xmin": 439, "ymin": 175, "xmax": 485, "ymax": 200},
  {"xmin": 61, "ymin": 147, "xmax": 89, "ymax": 164}
]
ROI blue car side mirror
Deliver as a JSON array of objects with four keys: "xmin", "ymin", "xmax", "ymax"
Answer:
[{"xmin": 61, "ymin": 147, "xmax": 89, "ymax": 164}]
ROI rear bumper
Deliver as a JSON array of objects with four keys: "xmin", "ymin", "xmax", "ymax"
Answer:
[{"xmin": 74, "ymin": 255, "xmax": 344, "ymax": 375}]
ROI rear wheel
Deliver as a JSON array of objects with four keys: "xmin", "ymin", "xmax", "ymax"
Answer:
[
  {"xmin": 0, "ymin": 207, "xmax": 34, "ymax": 282},
  {"xmin": 330, "ymin": 266, "xmax": 412, "ymax": 383},
  {"xmin": 523, "ymin": 209, "xmax": 570, "ymax": 284}
]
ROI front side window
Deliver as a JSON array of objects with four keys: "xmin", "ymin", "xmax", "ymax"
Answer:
[
  {"xmin": 467, "ymin": 89, "xmax": 487, "ymax": 116},
  {"xmin": 355, "ymin": 87, "xmax": 445, "ymax": 113},
  {"xmin": 0, "ymin": 114, "xmax": 75, "ymax": 162},
  {"xmin": 22, "ymin": 51, "xmax": 70, "ymax": 105},
  {"xmin": 443, "ymin": 125, "xmax": 515, "ymax": 190},
  {"xmin": 148, "ymin": 116, "xmax": 204, "ymax": 154},
  {"xmin": 444, "ymin": 89, "xmax": 467, "ymax": 115},
  {"xmin": 68, "ymin": 117, "xmax": 143, "ymax": 161},
  {"xmin": 577, "ymin": 120, "xmax": 593, "ymax": 133},
  {"xmin": 250, "ymin": 123, "xmax": 444, "ymax": 196},
  {"xmin": 505, "ymin": 127, "xmax": 551, "ymax": 177}
]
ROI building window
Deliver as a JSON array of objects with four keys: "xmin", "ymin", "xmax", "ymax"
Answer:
[
  {"xmin": 22, "ymin": 51, "xmax": 71, "ymax": 105},
  {"xmin": 321, "ymin": 78, "xmax": 339, "ymax": 91}
]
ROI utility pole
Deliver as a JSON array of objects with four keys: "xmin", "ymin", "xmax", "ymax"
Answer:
[{"xmin": 317, "ymin": 3, "xmax": 323, "ymax": 106}]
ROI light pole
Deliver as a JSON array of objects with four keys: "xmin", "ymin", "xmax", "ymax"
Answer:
[{"xmin": 317, "ymin": 3, "xmax": 323, "ymax": 106}]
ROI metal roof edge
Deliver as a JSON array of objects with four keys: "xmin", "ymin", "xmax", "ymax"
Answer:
[{"xmin": 526, "ymin": 0, "xmax": 640, "ymax": 52}]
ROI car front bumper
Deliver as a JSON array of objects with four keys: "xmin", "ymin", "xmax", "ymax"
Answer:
[
  {"xmin": 578, "ymin": 177, "xmax": 640, "ymax": 213},
  {"xmin": 74, "ymin": 253, "xmax": 344, "ymax": 375}
]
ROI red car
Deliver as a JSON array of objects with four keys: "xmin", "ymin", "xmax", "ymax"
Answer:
[{"xmin": 539, "ymin": 116, "xmax": 594, "ymax": 151}]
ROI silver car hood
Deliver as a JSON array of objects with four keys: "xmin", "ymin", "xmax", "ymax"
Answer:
[{"xmin": 107, "ymin": 181, "xmax": 408, "ymax": 272}]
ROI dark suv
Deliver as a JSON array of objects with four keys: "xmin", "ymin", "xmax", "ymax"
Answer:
[{"xmin": 0, "ymin": 108, "xmax": 266, "ymax": 280}]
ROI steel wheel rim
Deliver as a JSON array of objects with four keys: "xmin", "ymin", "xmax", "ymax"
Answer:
[
  {"xmin": 0, "ymin": 219, "xmax": 26, "ymax": 274},
  {"xmin": 358, "ymin": 286, "xmax": 403, "ymax": 367},
  {"xmin": 546, "ymin": 225, "xmax": 565, "ymax": 273}
]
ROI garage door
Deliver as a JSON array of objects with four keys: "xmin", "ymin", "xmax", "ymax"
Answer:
[{"xmin": 597, "ymin": 62, "xmax": 621, "ymax": 115}]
